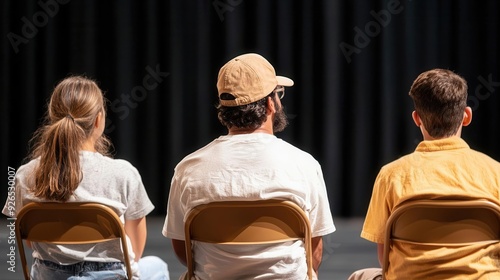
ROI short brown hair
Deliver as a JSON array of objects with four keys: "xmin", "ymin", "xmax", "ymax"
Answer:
[{"xmin": 409, "ymin": 69, "xmax": 468, "ymax": 138}]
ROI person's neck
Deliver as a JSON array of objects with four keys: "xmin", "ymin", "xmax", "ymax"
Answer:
[
  {"xmin": 81, "ymin": 139, "xmax": 97, "ymax": 152},
  {"xmin": 228, "ymin": 126, "xmax": 273, "ymax": 135},
  {"xmin": 228, "ymin": 119, "xmax": 275, "ymax": 135},
  {"xmin": 421, "ymin": 127, "xmax": 462, "ymax": 141}
]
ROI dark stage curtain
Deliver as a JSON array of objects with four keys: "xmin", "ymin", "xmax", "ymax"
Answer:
[{"xmin": 2, "ymin": 0, "xmax": 499, "ymax": 217}]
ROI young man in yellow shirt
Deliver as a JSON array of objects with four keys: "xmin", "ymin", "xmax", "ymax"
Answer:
[{"xmin": 350, "ymin": 68, "xmax": 500, "ymax": 280}]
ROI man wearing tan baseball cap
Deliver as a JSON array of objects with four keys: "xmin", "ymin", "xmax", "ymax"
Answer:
[
  {"xmin": 215, "ymin": 53, "xmax": 295, "ymax": 134},
  {"xmin": 163, "ymin": 53, "xmax": 335, "ymax": 280},
  {"xmin": 217, "ymin": 53, "xmax": 294, "ymax": 107}
]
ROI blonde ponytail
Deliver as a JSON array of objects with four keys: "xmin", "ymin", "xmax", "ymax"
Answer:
[{"xmin": 28, "ymin": 76, "xmax": 112, "ymax": 201}]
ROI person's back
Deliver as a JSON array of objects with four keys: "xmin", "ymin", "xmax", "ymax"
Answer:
[
  {"xmin": 370, "ymin": 138, "xmax": 500, "ymax": 279},
  {"xmin": 2, "ymin": 76, "xmax": 169, "ymax": 280},
  {"xmin": 350, "ymin": 69, "xmax": 500, "ymax": 280},
  {"xmin": 173, "ymin": 134, "xmax": 329, "ymax": 279},
  {"xmin": 163, "ymin": 53, "xmax": 335, "ymax": 279},
  {"xmin": 12, "ymin": 152, "xmax": 150, "ymax": 267}
]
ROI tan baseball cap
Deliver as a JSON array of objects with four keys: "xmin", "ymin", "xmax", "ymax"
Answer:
[{"xmin": 217, "ymin": 53, "xmax": 294, "ymax": 107}]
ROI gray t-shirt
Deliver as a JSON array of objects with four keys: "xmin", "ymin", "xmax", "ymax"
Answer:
[{"xmin": 3, "ymin": 151, "xmax": 154, "ymax": 277}]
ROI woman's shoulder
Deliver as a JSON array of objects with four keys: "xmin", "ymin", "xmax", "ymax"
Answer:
[
  {"xmin": 16, "ymin": 158, "xmax": 40, "ymax": 176},
  {"xmin": 81, "ymin": 152, "xmax": 141, "ymax": 176}
]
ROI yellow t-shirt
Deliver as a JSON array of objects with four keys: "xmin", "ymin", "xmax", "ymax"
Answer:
[{"xmin": 361, "ymin": 137, "xmax": 500, "ymax": 279}]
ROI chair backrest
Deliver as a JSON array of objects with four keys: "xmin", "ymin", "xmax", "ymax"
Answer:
[
  {"xmin": 15, "ymin": 202, "xmax": 133, "ymax": 279},
  {"xmin": 184, "ymin": 200, "xmax": 313, "ymax": 279},
  {"xmin": 382, "ymin": 199, "xmax": 500, "ymax": 276}
]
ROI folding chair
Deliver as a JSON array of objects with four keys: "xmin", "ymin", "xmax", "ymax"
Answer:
[
  {"xmin": 184, "ymin": 200, "xmax": 313, "ymax": 279},
  {"xmin": 382, "ymin": 199, "xmax": 500, "ymax": 277},
  {"xmin": 15, "ymin": 202, "xmax": 133, "ymax": 279}
]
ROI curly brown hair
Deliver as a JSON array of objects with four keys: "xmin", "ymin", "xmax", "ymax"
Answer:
[{"xmin": 217, "ymin": 92, "xmax": 274, "ymax": 130}]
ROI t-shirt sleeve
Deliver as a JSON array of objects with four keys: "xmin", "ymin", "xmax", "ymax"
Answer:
[
  {"xmin": 162, "ymin": 172, "xmax": 186, "ymax": 240},
  {"xmin": 123, "ymin": 163, "xmax": 155, "ymax": 220},
  {"xmin": 308, "ymin": 163, "xmax": 336, "ymax": 237},
  {"xmin": 360, "ymin": 168, "xmax": 391, "ymax": 244}
]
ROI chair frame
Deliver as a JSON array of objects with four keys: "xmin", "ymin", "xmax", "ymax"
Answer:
[
  {"xmin": 382, "ymin": 199, "xmax": 500, "ymax": 277},
  {"xmin": 184, "ymin": 200, "xmax": 313, "ymax": 279},
  {"xmin": 15, "ymin": 202, "xmax": 133, "ymax": 279}
]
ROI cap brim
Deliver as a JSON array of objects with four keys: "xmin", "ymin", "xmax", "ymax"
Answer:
[{"xmin": 277, "ymin": 76, "xmax": 294, "ymax": 87}]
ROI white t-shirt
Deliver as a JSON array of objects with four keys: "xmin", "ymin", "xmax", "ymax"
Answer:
[
  {"xmin": 2, "ymin": 151, "xmax": 155, "ymax": 278},
  {"xmin": 163, "ymin": 133, "xmax": 335, "ymax": 279}
]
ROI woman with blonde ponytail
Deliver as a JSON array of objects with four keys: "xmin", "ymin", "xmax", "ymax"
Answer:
[
  {"xmin": 3, "ymin": 76, "xmax": 169, "ymax": 280},
  {"xmin": 30, "ymin": 76, "xmax": 112, "ymax": 202}
]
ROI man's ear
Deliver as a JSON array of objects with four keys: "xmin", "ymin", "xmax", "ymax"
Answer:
[
  {"xmin": 266, "ymin": 96, "xmax": 276, "ymax": 114},
  {"xmin": 462, "ymin": 106, "xmax": 472, "ymax": 127},
  {"xmin": 412, "ymin": 110, "xmax": 421, "ymax": 127}
]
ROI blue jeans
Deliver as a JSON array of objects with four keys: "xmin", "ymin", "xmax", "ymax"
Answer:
[
  {"xmin": 138, "ymin": 256, "xmax": 170, "ymax": 280},
  {"xmin": 31, "ymin": 258, "xmax": 127, "ymax": 279},
  {"xmin": 31, "ymin": 256, "xmax": 169, "ymax": 280}
]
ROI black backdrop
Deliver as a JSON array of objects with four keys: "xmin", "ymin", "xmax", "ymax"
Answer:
[{"xmin": 2, "ymin": 0, "xmax": 499, "ymax": 218}]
